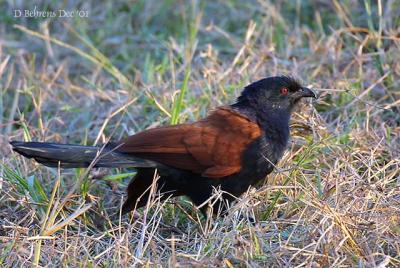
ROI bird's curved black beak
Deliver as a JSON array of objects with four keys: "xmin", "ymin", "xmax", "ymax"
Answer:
[{"xmin": 292, "ymin": 87, "xmax": 317, "ymax": 100}]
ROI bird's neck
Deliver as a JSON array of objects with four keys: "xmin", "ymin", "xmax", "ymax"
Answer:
[
  {"xmin": 258, "ymin": 106, "xmax": 291, "ymax": 146},
  {"xmin": 231, "ymin": 101, "xmax": 291, "ymax": 146},
  {"xmin": 231, "ymin": 100, "xmax": 258, "ymax": 122}
]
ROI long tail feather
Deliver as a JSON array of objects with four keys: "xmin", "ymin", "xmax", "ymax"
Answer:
[{"xmin": 10, "ymin": 141, "xmax": 157, "ymax": 168}]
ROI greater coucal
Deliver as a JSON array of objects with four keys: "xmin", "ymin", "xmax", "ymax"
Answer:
[{"xmin": 11, "ymin": 76, "xmax": 316, "ymax": 215}]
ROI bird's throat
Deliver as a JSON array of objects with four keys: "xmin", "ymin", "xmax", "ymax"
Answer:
[{"xmin": 258, "ymin": 106, "xmax": 291, "ymax": 146}]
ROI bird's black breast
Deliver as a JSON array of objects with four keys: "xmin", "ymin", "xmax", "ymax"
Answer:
[{"xmin": 219, "ymin": 129, "xmax": 289, "ymax": 197}]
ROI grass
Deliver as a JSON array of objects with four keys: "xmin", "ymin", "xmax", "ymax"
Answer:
[{"xmin": 1, "ymin": 0, "xmax": 399, "ymax": 267}]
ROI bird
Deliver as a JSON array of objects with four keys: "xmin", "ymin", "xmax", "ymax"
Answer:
[{"xmin": 10, "ymin": 76, "xmax": 316, "ymax": 216}]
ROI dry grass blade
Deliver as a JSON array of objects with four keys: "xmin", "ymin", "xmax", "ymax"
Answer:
[
  {"xmin": 93, "ymin": 97, "xmax": 138, "ymax": 145},
  {"xmin": 14, "ymin": 24, "xmax": 131, "ymax": 86},
  {"xmin": 43, "ymin": 203, "xmax": 93, "ymax": 236}
]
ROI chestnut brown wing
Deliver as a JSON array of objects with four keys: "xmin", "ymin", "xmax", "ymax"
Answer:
[{"xmin": 117, "ymin": 107, "xmax": 261, "ymax": 178}]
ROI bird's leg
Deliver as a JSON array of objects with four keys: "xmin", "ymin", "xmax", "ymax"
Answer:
[
  {"xmin": 122, "ymin": 168, "xmax": 155, "ymax": 214},
  {"xmin": 122, "ymin": 169, "xmax": 183, "ymax": 214}
]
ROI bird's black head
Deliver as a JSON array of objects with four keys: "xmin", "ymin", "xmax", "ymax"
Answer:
[{"xmin": 235, "ymin": 76, "xmax": 316, "ymax": 115}]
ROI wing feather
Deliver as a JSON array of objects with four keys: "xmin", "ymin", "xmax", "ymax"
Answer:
[{"xmin": 117, "ymin": 107, "xmax": 261, "ymax": 178}]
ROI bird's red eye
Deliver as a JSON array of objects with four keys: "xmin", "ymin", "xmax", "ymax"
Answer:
[{"xmin": 280, "ymin": 87, "xmax": 288, "ymax": 95}]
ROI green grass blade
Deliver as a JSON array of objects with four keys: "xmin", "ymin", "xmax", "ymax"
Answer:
[{"xmin": 170, "ymin": 68, "xmax": 191, "ymax": 125}]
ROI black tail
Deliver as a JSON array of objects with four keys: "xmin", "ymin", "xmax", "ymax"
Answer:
[{"xmin": 10, "ymin": 141, "xmax": 157, "ymax": 169}]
